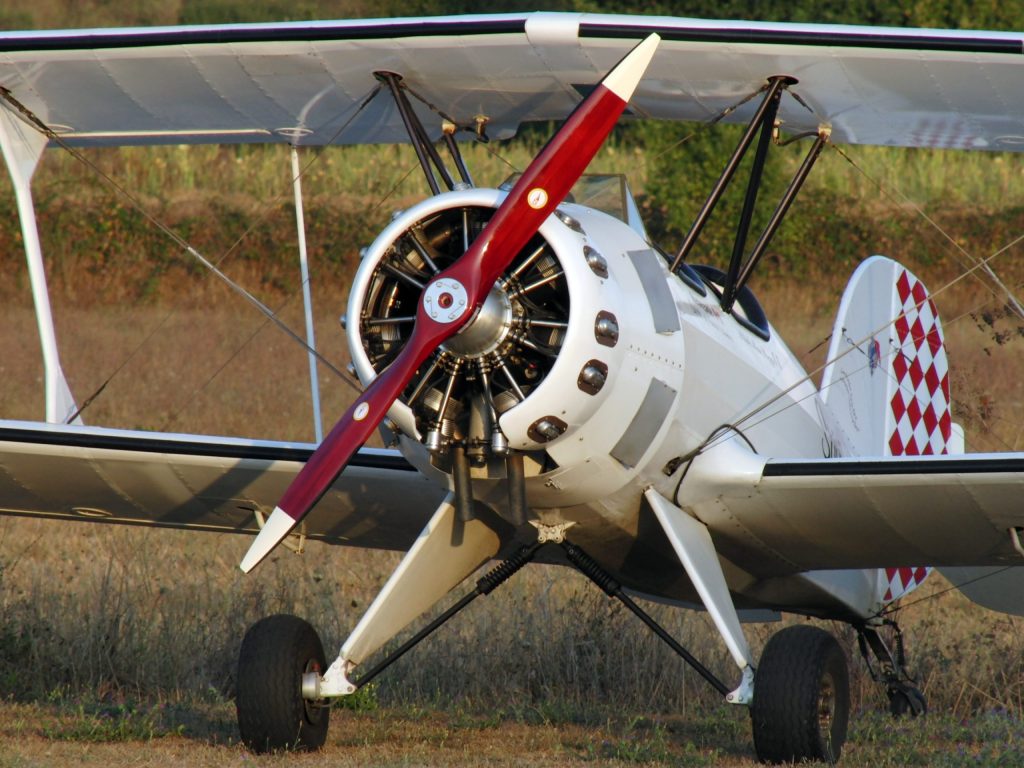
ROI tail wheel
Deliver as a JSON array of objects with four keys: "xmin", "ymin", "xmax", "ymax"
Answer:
[
  {"xmin": 889, "ymin": 685, "xmax": 927, "ymax": 717},
  {"xmin": 751, "ymin": 625, "xmax": 850, "ymax": 764},
  {"xmin": 236, "ymin": 614, "xmax": 330, "ymax": 753}
]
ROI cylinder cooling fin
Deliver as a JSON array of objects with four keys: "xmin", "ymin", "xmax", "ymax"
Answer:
[{"xmin": 348, "ymin": 188, "xmax": 688, "ymax": 508}]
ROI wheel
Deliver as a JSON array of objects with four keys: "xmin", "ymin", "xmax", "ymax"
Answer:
[
  {"xmin": 888, "ymin": 685, "xmax": 927, "ymax": 717},
  {"xmin": 751, "ymin": 625, "xmax": 850, "ymax": 764},
  {"xmin": 236, "ymin": 614, "xmax": 330, "ymax": 753}
]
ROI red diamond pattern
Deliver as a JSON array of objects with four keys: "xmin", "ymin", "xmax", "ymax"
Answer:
[
  {"xmin": 905, "ymin": 397, "xmax": 921, "ymax": 428},
  {"xmin": 890, "ymin": 391, "xmax": 906, "ymax": 422},
  {"xmin": 882, "ymin": 266, "xmax": 952, "ymax": 604},
  {"xmin": 887, "ymin": 267, "xmax": 950, "ymax": 459},
  {"xmin": 908, "ymin": 358, "xmax": 924, "ymax": 389},
  {"xmin": 894, "ymin": 314, "xmax": 910, "ymax": 343},
  {"xmin": 939, "ymin": 410, "xmax": 952, "ymax": 441},
  {"xmin": 911, "ymin": 280, "xmax": 927, "ymax": 307},
  {"xmin": 892, "ymin": 352, "xmax": 908, "ymax": 381},
  {"xmin": 883, "ymin": 565, "xmax": 935, "ymax": 602},
  {"xmin": 909, "ymin": 317, "xmax": 925, "ymax": 349},
  {"xmin": 922, "ymin": 403, "xmax": 938, "ymax": 435},
  {"xmin": 896, "ymin": 271, "xmax": 912, "ymax": 301}
]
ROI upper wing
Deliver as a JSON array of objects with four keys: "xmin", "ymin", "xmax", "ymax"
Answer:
[
  {"xmin": 0, "ymin": 13, "xmax": 1021, "ymax": 150},
  {"xmin": 680, "ymin": 440, "xmax": 1024, "ymax": 573},
  {"xmin": 0, "ymin": 420, "xmax": 446, "ymax": 550}
]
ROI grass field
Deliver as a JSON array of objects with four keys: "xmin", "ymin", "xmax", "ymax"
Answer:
[
  {"xmin": 2, "ymin": 128, "xmax": 1024, "ymax": 765},
  {"xmin": 1, "ymin": 515, "xmax": 1023, "ymax": 766}
]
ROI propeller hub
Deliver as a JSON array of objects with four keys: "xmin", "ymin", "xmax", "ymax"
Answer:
[
  {"xmin": 441, "ymin": 286, "xmax": 514, "ymax": 359},
  {"xmin": 423, "ymin": 277, "xmax": 469, "ymax": 324}
]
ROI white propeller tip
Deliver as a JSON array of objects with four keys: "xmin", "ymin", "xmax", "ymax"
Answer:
[
  {"xmin": 603, "ymin": 33, "xmax": 660, "ymax": 103},
  {"xmin": 240, "ymin": 506, "xmax": 296, "ymax": 573}
]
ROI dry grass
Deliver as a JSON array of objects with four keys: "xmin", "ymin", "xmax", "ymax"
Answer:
[
  {"xmin": 1, "ymin": 510, "xmax": 1023, "ymax": 766},
  {"xmin": 1, "ymin": 700, "xmax": 1021, "ymax": 767},
  {"xmin": 0, "ymin": 697, "xmax": 754, "ymax": 767}
]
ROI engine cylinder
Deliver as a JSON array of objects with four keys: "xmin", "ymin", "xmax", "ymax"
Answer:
[{"xmin": 347, "ymin": 188, "xmax": 683, "ymax": 501}]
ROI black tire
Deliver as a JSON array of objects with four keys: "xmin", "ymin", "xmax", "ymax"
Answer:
[
  {"xmin": 751, "ymin": 625, "xmax": 850, "ymax": 764},
  {"xmin": 236, "ymin": 614, "xmax": 330, "ymax": 753},
  {"xmin": 889, "ymin": 685, "xmax": 927, "ymax": 717}
]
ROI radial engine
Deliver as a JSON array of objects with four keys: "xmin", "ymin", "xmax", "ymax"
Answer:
[{"xmin": 347, "ymin": 187, "xmax": 688, "ymax": 513}]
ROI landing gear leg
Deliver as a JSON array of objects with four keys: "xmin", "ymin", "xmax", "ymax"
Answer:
[
  {"xmin": 857, "ymin": 620, "xmax": 927, "ymax": 717},
  {"xmin": 751, "ymin": 625, "xmax": 850, "ymax": 764}
]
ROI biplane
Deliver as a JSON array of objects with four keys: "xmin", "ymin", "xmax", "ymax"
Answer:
[{"xmin": 2, "ymin": 11, "xmax": 1024, "ymax": 763}]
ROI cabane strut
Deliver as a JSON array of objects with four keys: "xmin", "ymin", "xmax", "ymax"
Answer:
[
  {"xmin": 376, "ymin": 72, "xmax": 474, "ymax": 194},
  {"xmin": 669, "ymin": 76, "xmax": 830, "ymax": 315}
]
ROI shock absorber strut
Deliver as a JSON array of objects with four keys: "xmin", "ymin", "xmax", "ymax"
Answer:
[
  {"xmin": 561, "ymin": 541, "xmax": 730, "ymax": 697},
  {"xmin": 353, "ymin": 542, "xmax": 542, "ymax": 690}
]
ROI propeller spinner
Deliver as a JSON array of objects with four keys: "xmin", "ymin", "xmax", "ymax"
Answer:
[{"xmin": 240, "ymin": 33, "xmax": 660, "ymax": 573}]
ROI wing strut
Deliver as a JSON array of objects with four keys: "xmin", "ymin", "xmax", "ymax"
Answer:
[
  {"xmin": 377, "ymin": 72, "xmax": 462, "ymax": 195},
  {"xmin": 289, "ymin": 146, "xmax": 323, "ymax": 442},
  {"xmin": 667, "ymin": 76, "xmax": 829, "ymax": 314},
  {"xmin": 645, "ymin": 489, "xmax": 755, "ymax": 705},
  {"xmin": 0, "ymin": 99, "xmax": 80, "ymax": 424}
]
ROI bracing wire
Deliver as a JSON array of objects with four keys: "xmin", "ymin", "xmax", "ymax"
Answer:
[
  {"xmin": 831, "ymin": 143, "xmax": 1024, "ymax": 318},
  {"xmin": 699, "ymin": 223, "xmax": 1024, "ymax": 458},
  {"xmin": 661, "ymin": 135, "xmax": 1024, "ymax": 618},
  {"xmin": 0, "ymin": 85, "xmax": 383, "ymax": 422},
  {"xmin": 690, "ymin": 142, "xmax": 1024, "ymax": 458}
]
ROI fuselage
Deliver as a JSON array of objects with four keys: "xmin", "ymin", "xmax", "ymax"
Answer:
[{"xmin": 351, "ymin": 189, "xmax": 877, "ymax": 621}]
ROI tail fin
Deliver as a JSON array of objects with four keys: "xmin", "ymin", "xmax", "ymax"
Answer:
[
  {"xmin": 819, "ymin": 256, "xmax": 958, "ymax": 604},
  {"xmin": 818, "ymin": 256, "xmax": 1024, "ymax": 616},
  {"xmin": 819, "ymin": 255, "xmax": 955, "ymax": 460}
]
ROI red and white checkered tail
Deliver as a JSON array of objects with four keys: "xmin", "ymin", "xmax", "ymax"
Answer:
[{"xmin": 819, "ymin": 255, "xmax": 964, "ymax": 605}]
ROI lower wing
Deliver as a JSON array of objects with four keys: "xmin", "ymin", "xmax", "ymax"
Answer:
[
  {"xmin": 0, "ymin": 420, "xmax": 445, "ymax": 551},
  {"xmin": 681, "ymin": 440, "xmax": 1024, "ymax": 613}
]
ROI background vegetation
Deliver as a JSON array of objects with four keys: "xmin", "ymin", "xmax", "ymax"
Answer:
[
  {"xmin": 1, "ymin": 1, "xmax": 1024, "ymax": 765},
  {"xmin": 3, "ymin": 0, "xmax": 1024, "ymax": 31}
]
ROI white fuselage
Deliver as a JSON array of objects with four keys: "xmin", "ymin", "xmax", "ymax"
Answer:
[{"xmin": 351, "ymin": 190, "xmax": 877, "ymax": 620}]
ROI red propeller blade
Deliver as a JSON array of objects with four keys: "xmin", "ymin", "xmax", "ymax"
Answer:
[{"xmin": 241, "ymin": 33, "xmax": 660, "ymax": 573}]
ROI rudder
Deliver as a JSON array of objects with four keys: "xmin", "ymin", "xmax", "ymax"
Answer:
[{"xmin": 819, "ymin": 256, "xmax": 957, "ymax": 604}]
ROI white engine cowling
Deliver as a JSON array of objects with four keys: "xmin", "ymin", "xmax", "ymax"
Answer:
[{"xmin": 346, "ymin": 188, "xmax": 686, "ymax": 506}]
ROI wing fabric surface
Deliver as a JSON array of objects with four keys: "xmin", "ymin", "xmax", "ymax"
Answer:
[
  {"xmin": 0, "ymin": 421, "xmax": 445, "ymax": 550},
  {"xmin": 681, "ymin": 443, "xmax": 1024, "ymax": 572},
  {"xmin": 0, "ymin": 13, "xmax": 1022, "ymax": 151}
]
